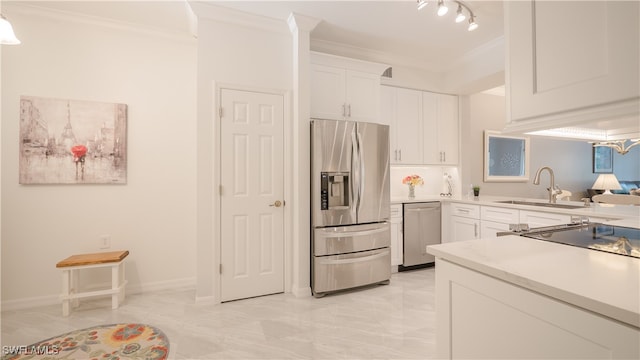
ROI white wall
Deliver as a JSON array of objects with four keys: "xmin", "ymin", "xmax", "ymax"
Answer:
[
  {"xmin": 1, "ymin": 4, "xmax": 197, "ymax": 308},
  {"xmin": 193, "ymin": 5, "xmax": 296, "ymax": 300},
  {"xmin": 460, "ymin": 92, "xmax": 640, "ymax": 200}
]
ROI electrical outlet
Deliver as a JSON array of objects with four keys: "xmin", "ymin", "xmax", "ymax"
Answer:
[{"xmin": 99, "ymin": 235, "xmax": 111, "ymax": 249}]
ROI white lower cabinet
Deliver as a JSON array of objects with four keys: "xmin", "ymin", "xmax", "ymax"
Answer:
[
  {"xmin": 520, "ymin": 210, "xmax": 572, "ymax": 228},
  {"xmin": 446, "ymin": 203, "xmax": 481, "ymax": 243},
  {"xmin": 390, "ymin": 204, "xmax": 403, "ymax": 268},
  {"xmin": 435, "ymin": 259, "xmax": 639, "ymax": 359},
  {"xmin": 450, "ymin": 216, "xmax": 480, "ymax": 242}
]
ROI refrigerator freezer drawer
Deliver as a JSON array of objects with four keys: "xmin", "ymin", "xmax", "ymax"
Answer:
[
  {"xmin": 313, "ymin": 248, "xmax": 391, "ymax": 295},
  {"xmin": 313, "ymin": 222, "xmax": 390, "ymax": 256}
]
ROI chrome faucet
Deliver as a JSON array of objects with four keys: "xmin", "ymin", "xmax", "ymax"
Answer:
[{"xmin": 533, "ymin": 166, "xmax": 561, "ymax": 204}]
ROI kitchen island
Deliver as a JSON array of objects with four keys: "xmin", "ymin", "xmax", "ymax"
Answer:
[{"xmin": 427, "ymin": 232, "xmax": 640, "ymax": 359}]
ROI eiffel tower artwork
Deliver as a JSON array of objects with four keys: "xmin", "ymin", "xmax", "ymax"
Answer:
[{"xmin": 19, "ymin": 96, "xmax": 128, "ymax": 184}]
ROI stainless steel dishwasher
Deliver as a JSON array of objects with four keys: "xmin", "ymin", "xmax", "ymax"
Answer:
[{"xmin": 399, "ymin": 202, "xmax": 441, "ymax": 271}]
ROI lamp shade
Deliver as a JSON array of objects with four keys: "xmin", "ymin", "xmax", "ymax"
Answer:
[
  {"xmin": 592, "ymin": 174, "xmax": 622, "ymax": 194},
  {"xmin": 0, "ymin": 15, "xmax": 20, "ymax": 45}
]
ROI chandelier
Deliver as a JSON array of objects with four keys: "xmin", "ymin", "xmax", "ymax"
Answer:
[
  {"xmin": 592, "ymin": 139, "xmax": 640, "ymax": 155},
  {"xmin": 417, "ymin": 0, "xmax": 478, "ymax": 31}
]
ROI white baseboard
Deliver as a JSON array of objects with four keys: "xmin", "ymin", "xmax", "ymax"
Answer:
[
  {"xmin": 194, "ymin": 295, "xmax": 217, "ymax": 304},
  {"xmin": 291, "ymin": 286, "xmax": 312, "ymax": 298},
  {"xmin": 1, "ymin": 294, "xmax": 60, "ymax": 312},
  {"xmin": 1, "ymin": 277, "xmax": 197, "ymax": 312}
]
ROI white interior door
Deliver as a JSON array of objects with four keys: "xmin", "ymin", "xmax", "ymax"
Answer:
[{"xmin": 220, "ymin": 88, "xmax": 284, "ymax": 302}]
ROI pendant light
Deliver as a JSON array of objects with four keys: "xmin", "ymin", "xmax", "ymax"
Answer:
[
  {"xmin": 417, "ymin": 0, "xmax": 428, "ymax": 11},
  {"xmin": 0, "ymin": 14, "xmax": 20, "ymax": 45}
]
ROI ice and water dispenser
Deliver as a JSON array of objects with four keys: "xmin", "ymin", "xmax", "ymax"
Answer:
[{"xmin": 320, "ymin": 172, "xmax": 350, "ymax": 210}]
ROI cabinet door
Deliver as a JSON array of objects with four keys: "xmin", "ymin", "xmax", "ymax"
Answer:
[
  {"xmin": 310, "ymin": 64, "xmax": 346, "ymax": 120},
  {"xmin": 423, "ymin": 92, "xmax": 459, "ymax": 164},
  {"xmin": 449, "ymin": 216, "xmax": 480, "ymax": 243},
  {"xmin": 520, "ymin": 210, "xmax": 571, "ymax": 228},
  {"xmin": 346, "ymin": 70, "xmax": 381, "ymax": 122},
  {"xmin": 380, "ymin": 85, "xmax": 395, "ymax": 127},
  {"xmin": 381, "ymin": 86, "xmax": 397, "ymax": 164},
  {"xmin": 437, "ymin": 94, "xmax": 459, "ymax": 165},
  {"xmin": 506, "ymin": 1, "xmax": 639, "ymax": 127},
  {"xmin": 422, "ymin": 92, "xmax": 439, "ymax": 164},
  {"xmin": 394, "ymin": 88, "xmax": 423, "ymax": 164}
]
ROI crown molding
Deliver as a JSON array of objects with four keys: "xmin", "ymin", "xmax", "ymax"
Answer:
[
  {"xmin": 4, "ymin": 2, "xmax": 196, "ymax": 43},
  {"xmin": 188, "ymin": 1, "xmax": 289, "ymax": 35},
  {"xmin": 310, "ymin": 38, "xmax": 439, "ymax": 73},
  {"xmin": 287, "ymin": 12, "xmax": 320, "ymax": 34}
]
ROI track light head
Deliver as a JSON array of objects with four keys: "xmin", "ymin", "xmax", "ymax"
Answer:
[
  {"xmin": 468, "ymin": 15, "xmax": 478, "ymax": 31},
  {"xmin": 437, "ymin": 0, "xmax": 448, "ymax": 16},
  {"xmin": 417, "ymin": 0, "xmax": 428, "ymax": 11},
  {"xmin": 455, "ymin": 4, "xmax": 466, "ymax": 23}
]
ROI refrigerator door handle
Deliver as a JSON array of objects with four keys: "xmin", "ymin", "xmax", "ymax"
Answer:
[
  {"xmin": 316, "ymin": 225, "xmax": 389, "ymax": 239},
  {"xmin": 356, "ymin": 129, "xmax": 365, "ymax": 214},
  {"xmin": 317, "ymin": 250, "xmax": 388, "ymax": 265},
  {"xmin": 351, "ymin": 129, "xmax": 359, "ymax": 214}
]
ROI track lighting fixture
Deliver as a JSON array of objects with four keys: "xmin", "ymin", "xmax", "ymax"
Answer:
[
  {"xmin": 418, "ymin": 0, "xmax": 478, "ymax": 31},
  {"xmin": 437, "ymin": 0, "xmax": 448, "ymax": 16}
]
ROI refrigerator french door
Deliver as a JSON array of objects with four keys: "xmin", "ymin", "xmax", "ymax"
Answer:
[{"xmin": 311, "ymin": 119, "xmax": 391, "ymax": 296}]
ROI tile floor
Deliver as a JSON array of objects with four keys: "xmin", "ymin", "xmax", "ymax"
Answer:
[{"xmin": 1, "ymin": 268, "xmax": 436, "ymax": 359}]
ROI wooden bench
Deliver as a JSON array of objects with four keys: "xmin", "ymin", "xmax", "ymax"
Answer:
[{"xmin": 56, "ymin": 250, "xmax": 129, "ymax": 316}]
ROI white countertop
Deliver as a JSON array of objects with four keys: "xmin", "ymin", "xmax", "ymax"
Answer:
[
  {"xmin": 392, "ymin": 195, "xmax": 640, "ymax": 221},
  {"xmin": 428, "ymin": 235, "xmax": 640, "ymax": 328}
]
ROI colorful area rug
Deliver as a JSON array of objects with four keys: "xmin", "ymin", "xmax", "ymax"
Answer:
[{"xmin": 1, "ymin": 323, "xmax": 169, "ymax": 360}]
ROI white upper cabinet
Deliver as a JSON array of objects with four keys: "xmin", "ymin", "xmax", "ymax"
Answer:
[
  {"xmin": 382, "ymin": 86, "xmax": 423, "ymax": 164},
  {"xmin": 310, "ymin": 52, "xmax": 388, "ymax": 123},
  {"xmin": 423, "ymin": 92, "xmax": 459, "ymax": 165},
  {"xmin": 310, "ymin": 64, "xmax": 347, "ymax": 121},
  {"xmin": 504, "ymin": 1, "xmax": 639, "ymax": 132},
  {"xmin": 382, "ymin": 86, "xmax": 459, "ymax": 165}
]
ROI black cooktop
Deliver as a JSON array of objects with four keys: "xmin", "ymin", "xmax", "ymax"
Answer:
[{"xmin": 522, "ymin": 223, "xmax": 640, "ymax": 259}]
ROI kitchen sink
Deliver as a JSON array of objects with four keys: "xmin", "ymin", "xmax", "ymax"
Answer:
[{"xmin": 495, "ymin": 200, "xmax": 584, "ymax": 209}]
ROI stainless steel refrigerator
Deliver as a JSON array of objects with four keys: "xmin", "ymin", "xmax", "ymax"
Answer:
[{"xmin": 311, "ymin": 119, "xmax": 391, "ymax": 297}]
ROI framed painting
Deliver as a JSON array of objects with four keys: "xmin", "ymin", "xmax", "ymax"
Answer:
[
  {"xmin": 19, "ymin": 96, "xmax": 127, "ymax": 184},
  {"xmin": 592, "ymin": 146, "xmax": 613, "ymax": 173}
]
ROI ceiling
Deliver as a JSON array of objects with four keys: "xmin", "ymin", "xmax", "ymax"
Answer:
[{"xmin": 20, "ymin": 0, "xmax": 505, "ymax": 74}]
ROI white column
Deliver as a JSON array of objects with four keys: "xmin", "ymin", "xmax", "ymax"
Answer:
[{"xmin": 287, "ymin": 13, "xmax": 319, "ymax": 297}]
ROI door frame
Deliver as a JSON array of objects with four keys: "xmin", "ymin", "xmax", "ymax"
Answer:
[{"xmin": 212, "ymin": 82, "xmax": 292, "ymax": 304}]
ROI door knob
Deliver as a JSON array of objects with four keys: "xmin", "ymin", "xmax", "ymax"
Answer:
[{"xmin": 270, "ymin": 200, "xmax": 283, "ymax": 207}]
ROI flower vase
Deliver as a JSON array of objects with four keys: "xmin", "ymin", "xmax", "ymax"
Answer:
[{"xmin": 408, "ymin": 184, "xmax": 415, "ymax": 198}]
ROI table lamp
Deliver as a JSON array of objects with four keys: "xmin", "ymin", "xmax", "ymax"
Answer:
[{"xmin": 591, "ymin": 173, "xmax": 622, "ymax": 194}]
